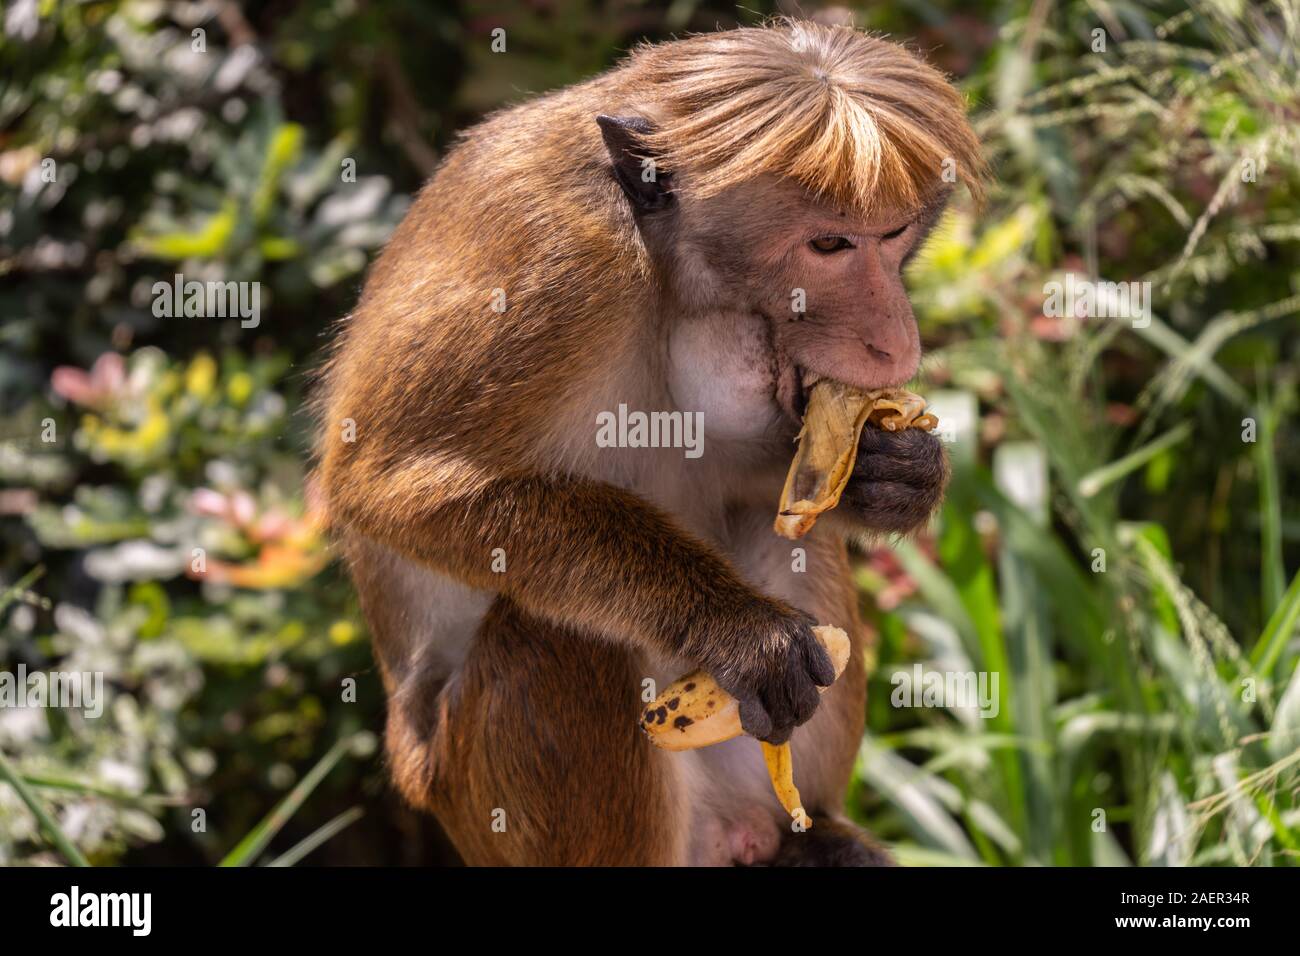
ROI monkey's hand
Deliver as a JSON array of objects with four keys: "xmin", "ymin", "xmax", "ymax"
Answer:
[
  {"xmin": 694, "ymin": 604, "xmax": 837, "ymax": 745},
  {"xmin": 838, "ymin": 426, "xmax": 949, "ymax": 535}
]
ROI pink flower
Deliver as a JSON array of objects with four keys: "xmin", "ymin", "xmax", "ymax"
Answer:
[
  {"xmin": 187, "ymin": 486, "xmax": 329, "ymax": 589},
  {"xmin": 190, "ymin": 488, "xmax": 258, "ymax": 531},
  {"xmin": 863, "ymin": 539, "xmax": 937, "ymax": 611},
  {"xmin": 51, "ymin": 353, "xmax": 126, "ymax": 409},
  {"xmin": 189, "ymin": 488, "xmax": 322, "ymax": 545}
]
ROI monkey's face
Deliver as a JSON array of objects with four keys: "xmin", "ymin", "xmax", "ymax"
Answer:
[{"xmin": 668, "ymin": 177, "xmax": 948, "ymax": 432}]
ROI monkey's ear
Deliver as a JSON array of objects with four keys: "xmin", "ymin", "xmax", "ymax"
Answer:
[{"xmin": 596, "ymin": 114, "xmax": 673, "ymax": 212}]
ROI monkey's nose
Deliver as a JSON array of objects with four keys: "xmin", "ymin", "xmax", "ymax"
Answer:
[{"xmin": 851, "ymin": 327, "xmax": 919, "ymax": 390}]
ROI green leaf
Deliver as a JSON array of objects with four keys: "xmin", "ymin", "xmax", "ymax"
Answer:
[{"xmin": 134, "ymin": 200, "xmax": 239, "ymax": 260}]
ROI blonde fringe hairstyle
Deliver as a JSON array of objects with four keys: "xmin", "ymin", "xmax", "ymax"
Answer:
[{"xmin": 630, "ymin": 19, "xmax": 987, "ymax": 216}]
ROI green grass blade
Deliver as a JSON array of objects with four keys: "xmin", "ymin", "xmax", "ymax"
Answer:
[
  {"xmin": 973, "ymin": 480, "xmax": 1108, "ymax": 657},
  {"xmin": 934, "ymin": 491, "xmax": 1027, "ymax": 846},
  {"xmin": 857, "ymin": 738, "xmax": 980, "ymax": 861},
  {"xmin": 993, "ymin": 442, "xmax": 1058, "ymax": 862},
  {"xmin": 264, "ymin": 807, "xmax": 364, "ymax": 867},
  {"xmin": 218, "ymin": 732, "xmax": 368, "ymax": 867},
  {"xmin": 1250, "ymin": 568, "xmax": 1300, "ymax": 677},
  {"xmin": 1076, "ymin": 422, "xmax": 1193, "ymax": 499},
  {"xmin": 890, "ymin": 845, "xmax": 989, "ymax": 867},
  {"xmin": 1253, "ymin": 372, "xmax": 1286, "ymax": 616},
  {"xmin": 1268, "ymin": 652, "xmax": 1300, "ymax": 763},
  {"xmin": 19, "ymin": 771, "xmax": 186, "ymax": 808},
  {"xmin": 0, "ymin": 565, "xmax": 45, "ymax": 616},
  {"xmin": 0, "ymin": 747, "xmax": 91, "ymax": 867},
  {"xmin": 888, "ymin": 540, "xmax": 980, "ymax": 654},
  {"xmin": 1130, "ymin": 316, "xmax": 1251, "ymax": 409}
]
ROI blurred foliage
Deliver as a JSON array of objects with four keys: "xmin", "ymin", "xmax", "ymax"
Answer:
[
  {"xmin": 1, "ymin": 0, "xmax": 1297, "ymax": 865},
  {"xmin": 853, "ymin": 0, "xmax": 1300, "ymax": 865}
]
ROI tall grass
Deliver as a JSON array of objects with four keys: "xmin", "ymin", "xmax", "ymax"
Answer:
[{"xmin": 852, "ymin": 0, "xmax": 1299, "ymax": 866}]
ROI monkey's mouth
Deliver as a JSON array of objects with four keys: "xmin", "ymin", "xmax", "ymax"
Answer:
[
  {"xmin": 797, "ymin": 367, "xmax": 826, "ymax": 416},
  {"xmin": 779, "ymin": 362, "xmax": 825, "ymax": 426}
]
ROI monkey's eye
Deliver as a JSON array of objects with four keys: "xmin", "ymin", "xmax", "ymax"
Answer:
[
  {"xmin": 881, "ymin": 222, "xmax": 909, "ymax": 240},
  {"xmin": 809, "ymin": 236, "xmax": 853, "ymax": 254}
]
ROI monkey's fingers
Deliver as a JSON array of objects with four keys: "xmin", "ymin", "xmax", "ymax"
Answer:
[
  {"xmin": 761, "ymin": 741, "xmax": 810, "ymax": 829},
  {"xmin": 802, "ymin": 635, "xmax": 837, "ymax": 687},
  {"xmin": 640, "ymin": 625, "xmax": 850, "ymax": 751},
  {"xmin": 867, "ymin": 393, "xmax": 938, "ymax": 433},
  {"xmin": 738, "ymin": 697, "xmax": 775, "ymax": 743}
]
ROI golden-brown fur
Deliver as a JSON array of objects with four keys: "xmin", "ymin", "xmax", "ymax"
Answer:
[{"xmin": 314, "ymin": 19, "xmax": 983, "ymax": 866}]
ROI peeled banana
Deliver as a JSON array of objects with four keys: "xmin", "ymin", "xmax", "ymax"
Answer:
[
  {"xmin": 775, "ymin": 382, "xmax": 938, "ymax": 540},
  {"xmin": 641, "ymin": 625, "xmax": 851, "ymax": 827}
]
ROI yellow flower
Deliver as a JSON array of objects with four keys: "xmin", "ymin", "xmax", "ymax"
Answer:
[
  {"xmin": 186, "ymin": 353, "xmax": 218, "ymax": 399},
  {"xmin": 227, "ymin": 371, "xmax": 254, "ymax": 406},
  {"xmin": 329, "ymin": 620, "xmax": 358, "ymax": 646}
]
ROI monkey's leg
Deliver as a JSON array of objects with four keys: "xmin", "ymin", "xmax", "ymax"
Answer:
[
  {"xmin": 387, "ymin": 597, "xmax": 687, "ymax": 866},
  {"xmin": 772, "ymin": 815, "xmax": 897, "ymax": 867}
]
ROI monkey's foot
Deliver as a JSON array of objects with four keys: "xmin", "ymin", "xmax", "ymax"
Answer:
[{"xmin": 773, "ymin": 816, "xmax": 897, "ymax": 867}]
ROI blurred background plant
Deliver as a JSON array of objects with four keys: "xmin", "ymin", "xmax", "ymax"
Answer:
[{"xmin": 1, "ymin": 0, "xmax": 1296, "ymax": 865}]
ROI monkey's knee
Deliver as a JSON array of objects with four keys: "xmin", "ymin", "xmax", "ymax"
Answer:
[
  {"xmin": 392, "ymin": 609, "xmax": 687, "ymax": 865},
  {"xmin": 774, "ymin": 816, "xmax": 896, "ymax": 867},
  {"xmin": 382, "ymin": 704, "xmax": 445, "ymax": 814}
]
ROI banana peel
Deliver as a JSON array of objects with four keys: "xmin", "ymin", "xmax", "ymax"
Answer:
[
  {"xmin": 761, "ymin": 740, "xmax": 809, "ymax": 828},
  {"xmin": 775, "ymin": 382, "xmax": 938, "ymax": 539},
  {"xmin": 640, "ymin": 625, "xmax": 850, "ymax": 828}
]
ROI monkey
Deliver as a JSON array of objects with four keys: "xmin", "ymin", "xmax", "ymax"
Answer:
[{"xmin": 315, "ymin": 19, "xmax": 985, "ymax": 866}]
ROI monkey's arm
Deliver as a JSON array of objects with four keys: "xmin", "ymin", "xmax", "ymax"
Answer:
[
  {"xmin": 835, "ymin": 427, "xmax": 950, "ymax": 535},
  {"xmin": 328, "ymin": 468, "xmax": 834, "ymax": 743}
]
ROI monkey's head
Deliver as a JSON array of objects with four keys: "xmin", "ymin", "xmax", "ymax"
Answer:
[{"xmin": 596, "ymin": 21, "xmax": 986, "ymax": 436}]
